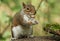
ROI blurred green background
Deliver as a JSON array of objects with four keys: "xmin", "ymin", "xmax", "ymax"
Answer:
[{"xmin": 0, "ymin": 0, "xmax": 60, "ymax": 41}]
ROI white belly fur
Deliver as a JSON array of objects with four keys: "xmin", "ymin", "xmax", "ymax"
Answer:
[{"xmin": 12, "ymin": 25, "xmax": 32, "ymax": 38}]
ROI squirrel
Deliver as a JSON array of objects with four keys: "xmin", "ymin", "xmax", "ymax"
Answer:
[{"xmin": 11, "ymin": 2, "xmax": 38, "ymax": 40}]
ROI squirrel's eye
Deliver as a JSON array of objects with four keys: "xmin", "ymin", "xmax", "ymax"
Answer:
[{"xmin": 27, "ymin": 8, "xmax": 29, "ymax": 10}]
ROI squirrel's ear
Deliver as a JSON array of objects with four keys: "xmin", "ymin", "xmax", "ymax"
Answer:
[{"xmin": 22, "ymin": 2, "xmax": 26, "ymax": 8}]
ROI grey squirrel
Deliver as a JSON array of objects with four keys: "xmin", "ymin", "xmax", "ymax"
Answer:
[{"xmin": 11, "ymin": 2, "xmax": 38, "ymax": 40}]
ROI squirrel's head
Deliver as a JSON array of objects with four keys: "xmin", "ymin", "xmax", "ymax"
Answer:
[
  {"xmin": 22, "ymin": 2, "xmax": 36, "ymax": 15},
  {"xmin": 21, "ymin": 3, "xmax": 38, "ymax": 25}
]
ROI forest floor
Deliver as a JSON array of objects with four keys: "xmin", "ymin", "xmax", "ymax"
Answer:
[{"xmin": 13, "ymin": 36, "xmax": 60, "ymax": 41}]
